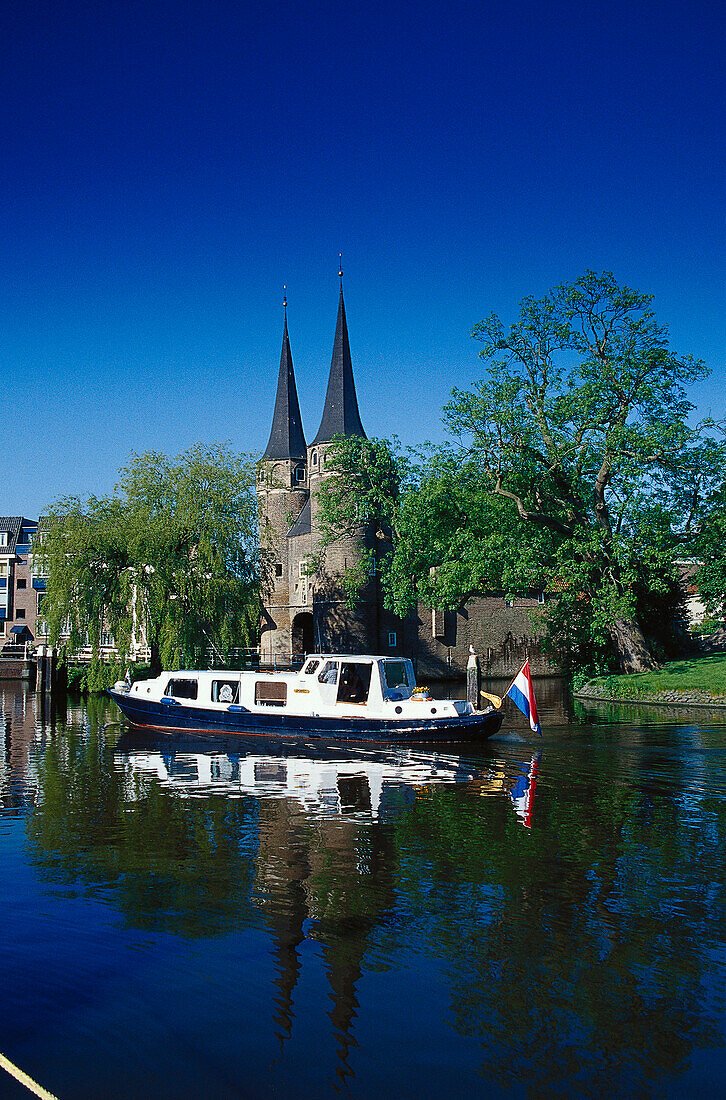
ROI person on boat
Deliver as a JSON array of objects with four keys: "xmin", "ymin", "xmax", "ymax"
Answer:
[{"xmin": 339, "ymin": 665, "xmax": 366, "ymax": 703}]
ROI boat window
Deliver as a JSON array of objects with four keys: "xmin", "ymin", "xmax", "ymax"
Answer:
[
  {"xmin": 304, "ymin": 659, "xmax": 320, "ymax": 675},
  {"xmin": 255, "ymin": 681, "xmax": 287, "ymax": 706},
  {"xmin": 165, "ymin": 678, "xmax": 198, "ymax": 700},
  {"xmin": 317, "ymin": 661, "xmax": 339, "ymax": 684},
  {"xmin": 337, "ymin": 662, "xmax": 372, "ymax": 704},
  {"xmin": 212, "ymin": 679, "xmax": 239, "ymax": 704},
  {"xmin": 382, "ymin": 661, "xmax": 410, "ymax": 689}
]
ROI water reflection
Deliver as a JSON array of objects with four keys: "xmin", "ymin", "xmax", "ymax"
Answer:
[
  {"xmin": 1, "ymin": 687, "xmax": 726, "ymax": 1097},
  {"xmin": 115, "ymin": 738, "xmax": 496, "ymax": 819}
]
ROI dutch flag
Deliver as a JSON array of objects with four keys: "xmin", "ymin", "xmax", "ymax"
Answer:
[{"xmin": 505, "ymin": 659, "xmax": 542, "ymax": 737}]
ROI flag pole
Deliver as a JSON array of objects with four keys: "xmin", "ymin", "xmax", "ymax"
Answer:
[{"xmin": 481, "ymin": 659, "xmax": 531, "ymax": 710}]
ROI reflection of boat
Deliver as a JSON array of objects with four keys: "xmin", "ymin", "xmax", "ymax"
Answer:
[
  {"xmin": 114, "ymin": 744, "xmax": 479, "ymax": 821},
  {"xmin": 108, "ymin": 654, "xmax": 503, "ymax": 743}
]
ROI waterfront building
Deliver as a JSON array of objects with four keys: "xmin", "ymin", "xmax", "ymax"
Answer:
[
  {"xmin": 0, "ymin": 517, "xmax": 43, "ymax": 651},
  {"xmin": 257, "ymin": 286, "xmax": 554, "ymax": 676},
  {"xmin": 257, "ymin": 284, "xmax": 401, "ymax": 661}
]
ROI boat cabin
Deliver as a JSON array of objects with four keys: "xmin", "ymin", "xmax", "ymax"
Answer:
[{"xmin": 128, "ymin": 655, "xmax": 422, "ymax": 716}]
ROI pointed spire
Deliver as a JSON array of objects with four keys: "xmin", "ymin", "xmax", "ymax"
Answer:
[
  {"xmin": 311, "ymin": 281, "xmax": 366, "ymax": 446},
  {"xmin": 262, "ymin": 296, "xmax": 307, "ymax": 461}
]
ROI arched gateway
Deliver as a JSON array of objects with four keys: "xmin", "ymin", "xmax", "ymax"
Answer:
[{"xmin": 291, "ymin": 612, "xmax": 314, "ymax": 661}]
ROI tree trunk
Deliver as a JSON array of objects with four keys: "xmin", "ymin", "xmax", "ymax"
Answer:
[
  {"xmin": 609, "ymin": 619, "xmax": 659, "ymax": 673},
  {"xmin": 150, "ymin": 638, "xmax": 162, "ymax": 677}
]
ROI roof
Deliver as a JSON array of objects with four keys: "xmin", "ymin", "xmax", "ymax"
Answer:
[
  {"xmin": 287, "ymin": 498, "xmax": 311, "ymax": 538},
  {"xmin": 310, "ymin": 286, "xmax": 366, "ymax": 446},
  {"xmin": 0, "ymin": 517, "xmax": 24, "ymax": 553},
  {"xmin": 262, "ymin": 315, "xmax": 307, "ymax": 462}
]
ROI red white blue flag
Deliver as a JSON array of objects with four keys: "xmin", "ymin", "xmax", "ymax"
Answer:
[{"xmin": 506, "ymin": 659, "xmax": 542, "ymax": 737}]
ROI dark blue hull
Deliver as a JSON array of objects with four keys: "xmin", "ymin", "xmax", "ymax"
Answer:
[{"xmin": 107, "ymin": 689, "xmax": 503, "ymax": 744}]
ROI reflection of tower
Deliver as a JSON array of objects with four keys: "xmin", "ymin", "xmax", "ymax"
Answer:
[
  {"xmin": 253, "ymin": 801, "xmax": 310, "ymax": 1047},
  {"xmin": 252, "ymin": 784, "xmax": 396, "ymax": 1081}
]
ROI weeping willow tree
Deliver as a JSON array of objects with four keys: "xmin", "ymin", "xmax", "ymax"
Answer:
[{"xmin": 39, "ymin": 443, "xmax": 260, "ymax": 674}]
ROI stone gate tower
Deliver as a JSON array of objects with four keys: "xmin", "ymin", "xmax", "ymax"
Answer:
[{"xmin": 259, "ymin": 280, "xmax": 381, "ymax": 662}]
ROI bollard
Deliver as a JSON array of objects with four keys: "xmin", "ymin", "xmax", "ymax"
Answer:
[{"xmin": 466, "ymin": 646, "xmax": 481, "ymax": 710}]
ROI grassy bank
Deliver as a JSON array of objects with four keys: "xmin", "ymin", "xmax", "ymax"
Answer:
[{"xmin": 577, "ymin": 654, "xmax": 726, "ymax": 704}]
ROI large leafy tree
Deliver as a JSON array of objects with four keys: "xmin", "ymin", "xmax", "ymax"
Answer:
[
  {"xmin": 441, "ymin": 270, "xmax": 711, "ymax": 671},
  {"xmin": 39, "ymin": 443, "xmax": 260, "ymax": 673},
  {"xmin": 319, "ymin": 273, "xmax": 716, "ymax": 673}
]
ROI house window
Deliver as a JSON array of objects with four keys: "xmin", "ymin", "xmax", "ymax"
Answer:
[
  {"xmin": 274, "ymin": 563, "xmax": 283, "ymax": 578},
  {"xmin": 312, "ymin": 452, "xmax": 318, "ymax": 466},
  {"xmin": 16, "ymin": 609, "xmax": 25, "ymax": 619},
  {"xmin": 0, "ymin": 621, "xmax": 5, "ymax": 635},
  {"xmin": 0, "ymin": 533, "xmax": 7, "ymax": 546},
  {"xmin": 299, "ymin": 561, "xmax": 307, "ymax": 578},
  {"xmin": 388, "ymin": 632, "xmax": 397, "ymax": 647},
  {"xmin": 17, "ymin": 579, "xmax": 26, "ymax": 589},
  {"xmin": 101, "ymin": 632, "xmax": 113, "ymax": 647},
  {"xmin": 295, "ymin": 466, "xmax": 305, "ymax": 482}
]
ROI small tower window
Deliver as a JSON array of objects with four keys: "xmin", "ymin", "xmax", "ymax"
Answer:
[
  {"xmin": 295, "ymin": 467, "xmax": 305, "ymax": 482},
  {"xmin": 388, "ymin": 632, "xmax": 397, "ymax": 647},
  {"xmin": 312, "ymin": 451, "xmax": 318, "ymax": 466},
  {"xmin": 274, "ymin": 563, "xmax": 283, "ymax": 578}
]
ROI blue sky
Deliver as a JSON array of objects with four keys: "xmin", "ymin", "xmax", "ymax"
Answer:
[{"xmin": 2, "ymin": 0, "xmax": 724, "ymax": 518}]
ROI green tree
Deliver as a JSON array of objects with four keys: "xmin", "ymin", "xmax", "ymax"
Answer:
[
  {"xmin": 312, "ymin": 434, "xmax": 409, "ymax": 599},
  {"xmin": 39, "ymin": 443, "xmax": 260, "ymax": 674},
  {"xmin": 694, "ymin": 447, "xmax": 726, "ymax": 624},
  {"xmin": 440, "ymin": 270, "xmax": 712, "ymax": 671},
  {"xmin": 318, "ymin": 273, "xmax": 716, "ymax": 672}
]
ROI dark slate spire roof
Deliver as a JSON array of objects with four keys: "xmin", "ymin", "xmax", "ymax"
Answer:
[
  {"xmin": 311, "ymin": 286, "xmax": 366, "ymax": 446},
  {"xmin": 287, "ymin": 498, "xmax": 311, "ymax": 538},
  {"xmin": 262, "ymin": 314, "xmax": 307, "ymax": 462}
]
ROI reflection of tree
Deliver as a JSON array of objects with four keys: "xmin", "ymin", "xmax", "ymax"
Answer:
[
  {"xmin": 25, "ymin": 717, "xmax": 726, "ymax": 1093},
  {"xmin": 27, "ymin": 727, "xmax": 258, "ymax": 937},
  {"xmin": 390, "ymin": 773, "xmax": 726, "ymax": 1093}
]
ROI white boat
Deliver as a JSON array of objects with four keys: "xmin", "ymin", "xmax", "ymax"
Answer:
[{"xmin": 108, "ymin": 654, "xmax": 503, "ymax": 743}]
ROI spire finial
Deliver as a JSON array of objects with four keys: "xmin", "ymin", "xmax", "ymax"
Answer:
[
  {"xmin": 338, "ymin": 253, "xmax": 343, "ymax": 282},
  {"xmin": 283, "ymin": 284, "xmax": 287, "ymax": 316}
]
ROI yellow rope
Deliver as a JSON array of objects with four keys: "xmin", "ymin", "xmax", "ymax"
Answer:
[{"xmin": 0, "ymin": 1052, "xmax": 59, "ymax": 1100}]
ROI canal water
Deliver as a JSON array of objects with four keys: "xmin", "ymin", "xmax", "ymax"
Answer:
[{"xmin": 1, "ymin": 681, "xmax": 726, "ymax": 1098}]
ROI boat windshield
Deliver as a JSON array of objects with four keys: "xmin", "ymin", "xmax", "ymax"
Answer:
[{"xmin": 381, "ymin": 661, "xmax": 412, "ymax": 689}]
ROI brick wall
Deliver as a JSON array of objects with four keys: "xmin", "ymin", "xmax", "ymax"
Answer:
[{"xmin": 414, "ymin": 595, "xmax": 556, "ymax": 679}]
